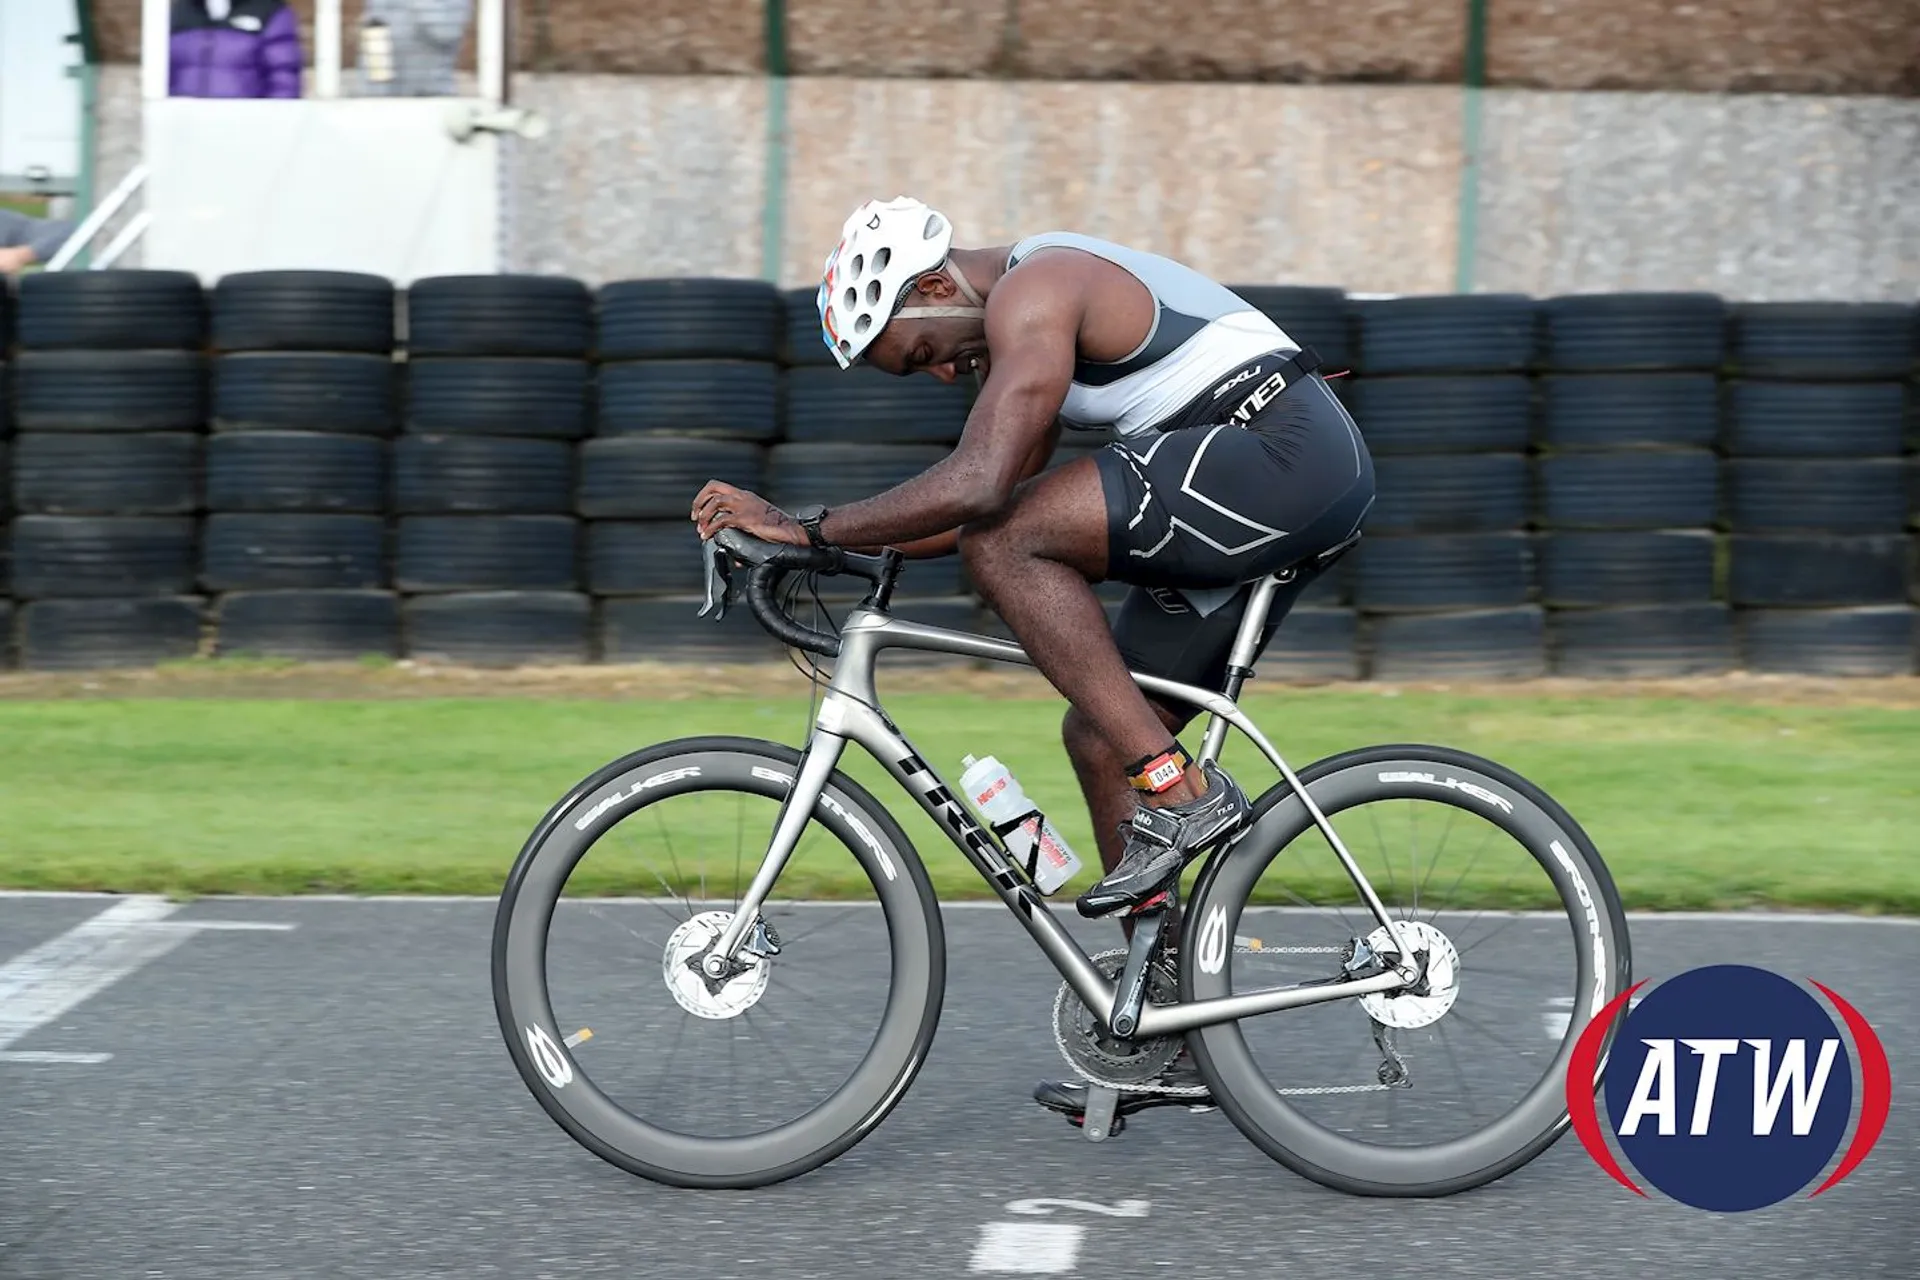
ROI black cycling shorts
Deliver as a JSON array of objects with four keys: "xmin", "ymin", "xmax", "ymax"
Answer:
[{"xmin": 1089, "ymin": 356, "xmax": 1375, "ymax": 695}]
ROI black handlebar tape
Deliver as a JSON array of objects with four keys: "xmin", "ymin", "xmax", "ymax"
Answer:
[{"xmin": 748, "ymin": 563, "xmax": 842, "ymax": 657}]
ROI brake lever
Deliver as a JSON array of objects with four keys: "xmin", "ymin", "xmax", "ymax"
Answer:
[{"xmin": 697, "ymin": 536, "xmax": 736, "ymax": 620}]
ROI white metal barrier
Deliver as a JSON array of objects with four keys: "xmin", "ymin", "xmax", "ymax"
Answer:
[{"xmin": 94, "ymin": 0, "xmax": 538, "ymax": 283}]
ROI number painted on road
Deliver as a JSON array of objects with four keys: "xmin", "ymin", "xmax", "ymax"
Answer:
[{"xmin": 1004, "ymin": 1197, "xmax": 1150, "ymax": 1218}]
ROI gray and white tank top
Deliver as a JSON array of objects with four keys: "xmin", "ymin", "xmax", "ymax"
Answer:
[{"xmin": 1004, "ymin": 231, "xmax": 1299, "ymax": 442}]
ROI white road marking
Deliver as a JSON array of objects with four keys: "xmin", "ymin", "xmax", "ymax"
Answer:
[
  {"xmin": 0, "ymin": 895, "xmax": 294, "ymax": 1065},
  {"xmin": 1544, "ymin": 995, "xmax": 1574, "ymax": 1039},
  {"xmin": 1545, "ymin": 992, "xmax": 1643, "ymax": 1040},
  {"xmin": 969, "ymin": 1223, "xmax": 1084, "ymax": 1274},
  {"xmin": 972, "ymin": 1197, "xmax": 1148, "ymax": 1272},
  {"xmin": 145, "ymin": 920, "xmax": 296, "ymax": 932},
  {"xmin": 0, "ymin": 896, "xmax": 189, "ymax": 1061}
]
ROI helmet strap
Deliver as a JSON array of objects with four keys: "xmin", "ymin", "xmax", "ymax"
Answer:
[{"xmin": 902, "ymin": 258, "xmax": 986, "ymax": 321}]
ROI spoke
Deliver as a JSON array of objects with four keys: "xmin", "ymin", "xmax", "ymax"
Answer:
[
  {"xmin": 649, "ymin": 1013, "xmax": 689, "ymax": 1116},
  {"xmin": 1408, "ymin": 798, "xmax": 1421, "ymax": 918},
  {"xmin": 1436, "ymin": 1018, "xmax": 1483, "ymax": 1125},
  {"xmin": 777, "ymin": 901, "xmax": 871, "ymax": 949},
  {"xmin": 580, "ymin": 901, "xmax": 658, "ymax": 950},
  {"xmin": 1446, "ymin": 1005, "xmax": 1531, "ymax": 1058},
  {"xmin": 1260, "ymin": 871, "xmax": 1363, "ymax": 944},
  {"xmin": 651, "ymin": 805, "xmax": 696, "ymax": 921},
  {"xmin": 1413, "ymin": 803, "xmax": 1460, "ymax": 914},
  {"xmin": 741, "ymin": 1006, "xmax": 825, "ymax": 1104},
  {"xmin": 765, "ymin": 969, "xmax": 858, "ymax": 1022},
  {"xmin": 1424, "ymin": 820, "xmax": 1505, "ymax": 929},
  {"xmin": 1453, "ymin": 911, "xmax": 1538, "ymax": 961},
  {"xmin": 732, "ymin": 791, "xmax": 746, "ymax": 912},
  {"xmin": 1374, "ymin": 802, "xmax": 1400, "ymax": 915}
]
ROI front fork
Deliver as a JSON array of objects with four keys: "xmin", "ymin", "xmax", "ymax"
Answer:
[{"xmin": 698, "ymin": 728, "xmax": 848, "ymax": 979}]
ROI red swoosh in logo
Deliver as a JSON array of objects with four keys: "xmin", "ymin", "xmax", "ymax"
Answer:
[
  {"xmin": 1565, "ymin": 979, "xmax": 1648, "ymax": 1197},
  {"xmin": 1807, "ymin": 981, "xmax": 1891, "ymax": 1197}
]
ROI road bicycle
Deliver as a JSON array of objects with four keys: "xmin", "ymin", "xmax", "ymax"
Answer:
[{"xmin": 491, "ymin": 527, "xmax": 1633, "ymax": 1193}]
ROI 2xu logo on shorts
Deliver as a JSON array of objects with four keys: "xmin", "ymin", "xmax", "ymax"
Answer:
[{"xmin": 1566, "ymin": 964, "xmax": 1891, "ymax": 1212}]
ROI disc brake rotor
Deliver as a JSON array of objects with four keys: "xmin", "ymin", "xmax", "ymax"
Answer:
[
  {"xmin": 663, "ymin": 910, "xmax": 770, "ymax": 1020},
  {"xmin": 1052, "ymin": 948, "xmax": 1184, "ymax": 1087},
  {"xmin": 1357, "ymin": 919, "xmax": 1461, "ymax": 1029}
]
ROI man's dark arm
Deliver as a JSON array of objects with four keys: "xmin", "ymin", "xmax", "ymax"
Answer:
[
  {"xmin": 844, "ymin": 421, "xmax": 1063, "ymax": 558},
  {"xmin": 816, "ymin": 271, "xmax": 1080, "ymax": 550}
]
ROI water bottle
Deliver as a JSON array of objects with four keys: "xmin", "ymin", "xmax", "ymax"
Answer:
[{"xmin": 958, "ymin": 754, "xmax": 1083, "ymax": 895}]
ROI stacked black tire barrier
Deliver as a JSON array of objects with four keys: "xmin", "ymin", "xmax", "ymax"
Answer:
[
  {"xmin": 2, "ymin": 272, "xmax": 1915, "ymax": 677},
  {"xmin": 1535, "ymin": 292, "xmax": 1733, "ymax": 677},
  {"xmin": 1722, "ymin": 302, "xmax": 1918, "ymax": 676},
  {"xmin": 398, "ymin": 275, "xmax": 595, "ymax": 666},
  {"xmin": 589, "ymin": 278, "xmax": 783, "ymax": 663},
  {"xmin": 7, "ymin": 271, "xmax": 207, "ymax": 668},
  {"xmin": 206, "ymin": 271, "xmax": 400, "ymax": 663},
  {"xmin": 1346, "ymin": 294, "xmax": 1545, "ymax": 679}
]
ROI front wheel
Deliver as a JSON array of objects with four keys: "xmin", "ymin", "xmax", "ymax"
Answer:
[
  {"xmin": 491, "ymin": 735, "xmax": 946, "ymax": 1188},
  {"xmin": 1181, "ymin": 743, "xmax": 1632, "ymax": 1197}
]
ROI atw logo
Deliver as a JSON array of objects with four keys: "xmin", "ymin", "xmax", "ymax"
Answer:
[{"xmin": 1566, "ymin": 964, "xmax": 1890, "ymax": 1212}]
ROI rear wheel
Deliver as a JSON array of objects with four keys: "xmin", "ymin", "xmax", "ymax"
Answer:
[
  {"xmin": 491, "ymin": 735, "xmax": 946, "ymax": 1188},
  {"xmin": 1182, "ymin": 744, "xmax": 1631, "ymax": 1196}
]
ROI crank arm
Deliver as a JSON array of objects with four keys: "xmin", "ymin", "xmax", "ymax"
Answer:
[{"xmin": 1107, "ymin": 900, "xmax": 1172, "ymax": 1039}]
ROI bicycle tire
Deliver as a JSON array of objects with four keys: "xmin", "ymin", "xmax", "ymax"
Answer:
[
  {"xmin": 491, "ymin": 735, "xmax": 946, "ymax": 1189},
  {"xmin": 1181, "ymin": 743, "xmax": 1632, "ymax": 1197}
]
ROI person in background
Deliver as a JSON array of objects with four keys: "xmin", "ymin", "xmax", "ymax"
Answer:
[
  {"xmin": 356, "ymin": 1, "xmax": 474, "ymax": 97},
  {"xmin": 169, "ymin": 0, "xmax": 303, "ymax": 99},
  {"xmin": 0, "ymin": 207, "xmax": 77, "ymax": 277}
]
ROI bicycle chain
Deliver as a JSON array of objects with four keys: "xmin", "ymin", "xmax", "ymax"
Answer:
[{"xmin": 1048, "ymin": 946, "xmax": 1397, "ymax": 1099}]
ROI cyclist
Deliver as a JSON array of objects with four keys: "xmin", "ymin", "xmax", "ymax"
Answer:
[{"xmin": 692, "ymin": 195, "xmax": 1375, "ymax": 1119}]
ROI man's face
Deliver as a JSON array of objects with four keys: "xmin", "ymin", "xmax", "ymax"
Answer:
[{"xmin": 860, "ymin": 308, "xmax": 989, "ymax": 384}]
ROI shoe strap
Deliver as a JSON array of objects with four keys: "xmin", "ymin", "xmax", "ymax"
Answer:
[{"xmin": 1128, "ymin": 803, "xmax": 1184, "ymax": 847}]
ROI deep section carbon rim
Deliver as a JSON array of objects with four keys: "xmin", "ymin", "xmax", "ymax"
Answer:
[
  {"xmin": 491, "ymin": 737, "xmax": 945, "ymax": 1188},
  {"xmin": 1183, "ymin": 744, "xmax": 1631, "ymax": 1196}
]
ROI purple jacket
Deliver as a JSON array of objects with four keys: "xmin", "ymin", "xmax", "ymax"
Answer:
[{"xmin": 170, "ymin": 0, "xmax": 303, "ymax": 99}]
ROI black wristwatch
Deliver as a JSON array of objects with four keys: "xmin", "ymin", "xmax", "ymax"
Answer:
[{"xmin": 792, "ymin": 503, "xmax": 833, "ymax": 548}]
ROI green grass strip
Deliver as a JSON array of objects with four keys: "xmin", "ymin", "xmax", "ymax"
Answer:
[{"xmin": 0, "ymin": 688, "xmax": 1914, "ymax": 913}]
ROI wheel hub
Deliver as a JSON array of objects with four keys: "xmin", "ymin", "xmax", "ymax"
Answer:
[
  {"xmin": 1357, "ymin": 920, "xmax": 1460, "ymax": 1029},
  {"xmin": 663, "ymin": 910, "xmax": 770, "ymax": 1020}
]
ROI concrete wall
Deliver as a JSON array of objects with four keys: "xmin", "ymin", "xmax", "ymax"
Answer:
[
  {"xmin": 1474, "ymin": 90, "xmax": 1920, "ymax": 300},
  {"xmin": 93, "ymin": 1, "xmax": 1920, "ymax": 93},
  {"xmin": 91, "ymin": 66, "xmax": 1920, "ymax": 299}
]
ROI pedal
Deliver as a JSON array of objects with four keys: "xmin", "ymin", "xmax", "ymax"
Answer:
[{"xmin": 1081, "ymin": 1085, "xmax": 1121, "ymax": 1142}]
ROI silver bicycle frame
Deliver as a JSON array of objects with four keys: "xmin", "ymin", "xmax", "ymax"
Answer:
[{"xmin": 705, "ymin": 573, "xmax": 1419, "ymax": 1039}]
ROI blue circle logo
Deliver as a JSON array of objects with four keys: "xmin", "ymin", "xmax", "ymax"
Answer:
[{"xmin": 1567, "ymin": 964, "xmax": 1890, "ymax": 1212}]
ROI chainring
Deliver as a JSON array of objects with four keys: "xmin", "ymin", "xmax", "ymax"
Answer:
[{"xmin": 1051, "ymin": 947, "xmax": 1188, "ymax": 1089}]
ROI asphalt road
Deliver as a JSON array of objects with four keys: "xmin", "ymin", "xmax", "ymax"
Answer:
[{"xmin": 1, "ymin": 894, "xmax": 1914, "ymax": 1280}]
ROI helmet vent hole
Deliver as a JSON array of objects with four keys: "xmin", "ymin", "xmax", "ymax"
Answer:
[
  {"xmin": 842, "ymin": 287, "xmax": 857, "ymax": 310},
  {"xmin": 922, "ymin": 214, "xmax": 943, "ymax": 240},
  {"xmin": 854, "ymin": 314, "xmax": 872, "ymax": 334},
  {"xmin": 864, "ymin": 279, "xmax": 882, "ymax": 306},
  {"xmin": 873, "ymin": 247, "xmax": 891, "ymax": 272},
  {"xmin": 849, "ymin": 253, "xmax": 864, "ymax": 279}
]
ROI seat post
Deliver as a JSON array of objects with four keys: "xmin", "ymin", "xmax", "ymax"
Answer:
[{"xmin": 1197, "ymin": 573, "xmax": 1285, "ymax": 763}]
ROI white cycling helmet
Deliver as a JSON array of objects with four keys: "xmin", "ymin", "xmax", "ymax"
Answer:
[{"xmin": 817, "ymin": 196, "xmax": 986, "ymax": 369}]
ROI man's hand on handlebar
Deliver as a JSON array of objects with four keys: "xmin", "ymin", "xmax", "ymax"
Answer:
[{"xmin": 691, "ymin": 481, "xmax": 810, "ymax": 548}]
